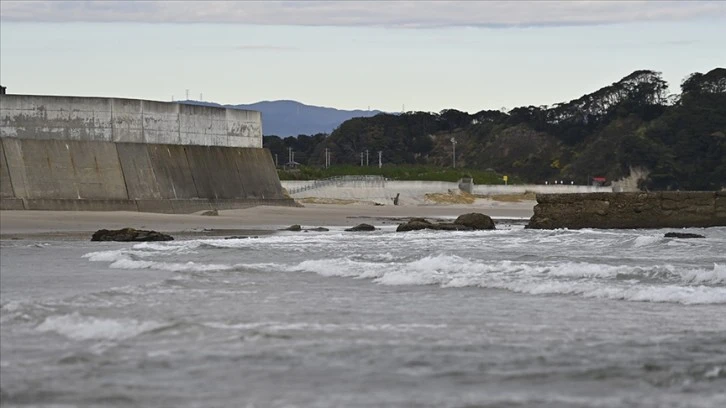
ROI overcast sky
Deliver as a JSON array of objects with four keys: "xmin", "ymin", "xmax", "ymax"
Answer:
[{"xmin": 1, "ymin": 1, "xmax": 724, "ymax": 113}]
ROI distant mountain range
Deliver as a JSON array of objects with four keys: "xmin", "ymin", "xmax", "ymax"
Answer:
[{"xmin": 180, "ymin": 99, "xmax": 382, "ymax": 137}]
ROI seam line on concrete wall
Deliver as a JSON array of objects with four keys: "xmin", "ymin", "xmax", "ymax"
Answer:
[
  {"xmin": 183, "ymin": 145, "xmax": 205, "ymax": 203},
  {"xmin": 114, "ymin": 144, "xmax": 132, "ymax": 201},
  {"xmin": 0, "ymin": 139, "xmax": 18, "ymax": 199},
  {"xmin": 141, "ymin": 101, "xmax": 145, "ymax": 144}
]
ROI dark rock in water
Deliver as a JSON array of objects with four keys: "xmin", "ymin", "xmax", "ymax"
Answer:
[
  {"xmin": 91, "ymin": 228, "xmax": 173, "ymax": 242},
  {"xmin": 664, "ymin": 232, "xmax": 705, "ymax": 239},
  {"xmin": 454, "ymin": 213, "xmax": 496, "ymax": 230},
  {"xmin": 200, "ymin": 209, "xmax": 219, "ymax": 216},
  {"xmin": 396, "ymin": 214, "xmax": 492, "ymax": 232},
  {"xmin": 281, "ymin": 224, "xmax": 302, "ymax": 231},
  {"xmin": 305, "ymin": 227, "xmax": 330, "ymax": 232},
  {"xmin": 396, "ymin": 218, "xmax": 434, "ymax": 232},
  {"xmin": 345, "ymin": 223, "xmax": 376, "ymax": 232}
]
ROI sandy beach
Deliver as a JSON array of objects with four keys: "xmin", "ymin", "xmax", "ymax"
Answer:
[{"xmin": 0, "ymin": 199, "xmax": 535, "ymax": 240}]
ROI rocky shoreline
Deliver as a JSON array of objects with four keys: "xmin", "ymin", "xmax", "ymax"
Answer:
[{"xmin": 527, "ymin": 192, "xmax": 726, "ymax": 229}]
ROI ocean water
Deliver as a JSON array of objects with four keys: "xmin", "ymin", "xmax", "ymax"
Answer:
[{"xmin": 1, "ymin": 223, "xmax": 725, "ymax": 407}]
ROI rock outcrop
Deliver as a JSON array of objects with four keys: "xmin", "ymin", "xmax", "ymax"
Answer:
[
  {"xmin": 664, "ymin": 232, "xmax": 705, "ymax": 239},
  {"xmin": 396, "ymin": 213, "xmax": 496, "ymax": 232},
  {"xmin": 345, "ymin": 223, "xmax": 376, "ymax": 232},
  {"xmin": 91, "ymin": 228, "xmax": 173, "ymax": 242},
  {"xmin": 454, "ymin": 213, "xmax": 496, "ymax": 230},
  {"xmin": 527, "ymin": 192, "xmax": 726, "ymax": 229},
  {"xmin": 305, "ymin": 227, "xmax": 330, "ymax": 232}
]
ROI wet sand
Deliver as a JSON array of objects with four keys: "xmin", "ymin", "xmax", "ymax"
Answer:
[{"xmin": 0, "ymin": 200, "xmax": 535, "ymax": 240}]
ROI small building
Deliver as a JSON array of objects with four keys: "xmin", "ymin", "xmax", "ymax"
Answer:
[{"xmin": 592, "ymin": 176, "xmax": 607, "ymax": 186}]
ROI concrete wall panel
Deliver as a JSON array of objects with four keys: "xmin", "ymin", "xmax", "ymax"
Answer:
[
  {"xmin": 179, "ymin": 104, "xmax": 227, "ymax": 147},
  {"xmin": 116, "ymin": 143, "xmax": 162, "ymax": 200},
  {"xmin": 1, "ymin": 95, "xmax": 113, "ymax": 142},
  {"xmin": 233, "ymin": 148, "xmax": 285, "ymax": 199},
  {"xmin": 141, "ymin": 100, "xmax": 181, "ymax": 145},
  {"xmin": 146, "ymin": 144, "xmax": 199, "ymax": 199},
  {"xmin": 0, "ymin": 139, "xmax": 15, "ymax": 198},
  {"xmin": 66, "ymin": 140, "xmax": 128, "ymax": 199},
  {"xmin": 7, "ymin": 139, "xmax": 127, "ymax": 200},
  {"xmin": 0, "ymin": 138, "xmax": 29, "ymax": 198},
  {"xmin": 226, "ymin": 109, "xmax": 262, "ymax": 147},
  {"xmin": 110, "ymin": 98, "xmax": 143, "ymax": 143},
  {"xmin": 15, "ymin": 139, "xmax": 77, "ymax": 199},
  {"xmin": 184, "ymin": 146, "xmax": 246, "ymax": 199}
]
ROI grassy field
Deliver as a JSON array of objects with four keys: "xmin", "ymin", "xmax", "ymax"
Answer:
[{"xmin": 278, "ymin": 165, "xmax": 520, "ymax": 184}]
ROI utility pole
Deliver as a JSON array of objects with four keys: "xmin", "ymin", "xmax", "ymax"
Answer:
[
  {"xmin": 451, "ymin": 137, "xmax": 457, "ymax": 168},
  {"xmin": 275, "ymin": 154, "xmax": 278, "ymax": 167},
  {"xmin": 360, "ymin": 152, "xmax": 364, "ymax": 166},
  {"xmin": 186, "ymin": 89, "xmax": 189, "ymax": 100},
  {"xmin": 365, "ymin": 149, "xmax": 369, "ymax": 166},
  {"xmin": 324, "ymin": 148, "xmax": 330, "ymax": 168},
  {"xmin": 378, "ymin": 151, "xmax": 382, "ymax": 169},
  {"xmin": 288, "ymin": 147, "xmax": 293, "ymax": 165}
]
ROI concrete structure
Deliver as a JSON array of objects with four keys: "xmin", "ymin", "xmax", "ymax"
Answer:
[
  {"xmin": 527, "ymin": 192, "xmax": 726, "ymax": 229},
  {"xmin": 1, "ymin": 94, "xmax": 261, "ymax": 147},
  {"xmin": 281, "ymin": 178, "xmax": 612, "ymax": 206},
  {"xmin": 0, "ymin": 94, "xmax": 294, "ymax": 212}
]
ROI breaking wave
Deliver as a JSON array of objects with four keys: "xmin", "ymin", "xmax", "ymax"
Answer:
[
  {"xmin": 275, "ymin": 256, "xmax": 726, "ymax": 305},
  {"xmin": 36, "ymin": 312, "xmax": 163, "ymax": 341}
]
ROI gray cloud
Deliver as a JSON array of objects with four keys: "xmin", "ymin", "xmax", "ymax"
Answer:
[{"xmin": 1, "ymin": 1, "xmax": 724, "ymax": 27}]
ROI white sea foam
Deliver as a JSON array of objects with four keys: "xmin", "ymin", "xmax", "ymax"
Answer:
[
  {"xmin": 36, "ymin": 312, "xmax": 162, "ymax": 341},
  {"xmin": 680, "ymin": 263, "xmax": 726, "ymax": 285},
  {"xmin": 0, "ymin": 300, "xmax": 23, "ymax": 312},
  {"xmin": 279, "ymin": 255, "xmax": 726, "ymax": 304},
  {"xmin": 203, "ymin": 321, "xmax": 447, "ymax": 333},
  {"xmin": 633, "ymin": 235, "xmax": 662, "ymax": 247},
  {"xmin": 82, "ymin": 228, "xmax": 726, "ymax": 305},
  {"xmin": 287, "ymin": 258, "xmax": 385, "ymax": 279},
  {"xmin": 108, "ymin": 258, "xmax": 236, "ymax": 272}
]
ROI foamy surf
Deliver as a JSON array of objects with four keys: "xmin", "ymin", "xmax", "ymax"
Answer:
[
  {"xmin": 275, "ymin": 256, "xmax": 726, "ymax": 305},
  {"xmin": 81, "ymin": 227, "xmax": 726, "ymax": 305},
  {"xmin": 36, "ymin": 312, "xmax": 163, "ymax": 341}
]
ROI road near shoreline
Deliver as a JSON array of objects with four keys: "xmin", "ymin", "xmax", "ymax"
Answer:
[{"xmin": 0, "ymin": 200, "xmax": 535, "ymax": 240}]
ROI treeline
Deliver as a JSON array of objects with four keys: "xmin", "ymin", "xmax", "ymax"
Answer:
[{"xmin": 264, "ymin": 68, "xmax": 726, "ymax": 190}]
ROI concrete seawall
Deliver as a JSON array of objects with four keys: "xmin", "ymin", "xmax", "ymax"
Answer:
[
  {"xmin": 0, "ymin": 94, "xmax": 295, "ymax": 212},
  {"xmin": 0, "ymin": 138, "xmax": 294, "ymax": 212},
  {"xmin": 527, "ymin": 192, "xmax": 726, "ymax": 229},
  {"xmin": 0, "ymin": 94, "xmax": 261, "ymax": 147}
]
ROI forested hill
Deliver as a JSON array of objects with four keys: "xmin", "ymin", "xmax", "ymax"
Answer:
[{"xmin": 264, "ymin": 68, "xmax": 726, "ymax": 190}]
